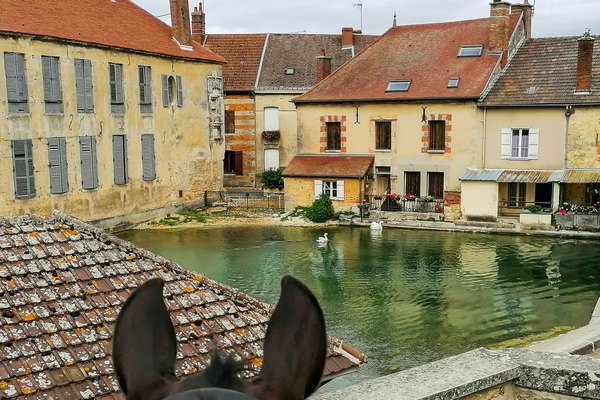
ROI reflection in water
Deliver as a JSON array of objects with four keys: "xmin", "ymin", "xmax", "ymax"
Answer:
[{"xmin": 118, "ymin": 227, "xmax": 600, "ymax": 387}]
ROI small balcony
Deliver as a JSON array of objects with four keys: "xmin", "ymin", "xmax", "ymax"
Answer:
[{"xmin": 367, "ymin": 195, "xmax": 444, "ymax": 214}]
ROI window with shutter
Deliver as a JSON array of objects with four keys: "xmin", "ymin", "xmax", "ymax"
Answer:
[
  {"xmin": 141, "ymin": 134, "xmax": 157, "ymax": 181},
  {"xmin": 326, "ymin": 122, "xmax": 341, "ymax": 151},
  {"xmin": 224, "ymin": 150, "xmax": 236, "ymax": 174},
  {"xmin": 264, "ymin": 107, "xmax": 279, "ymax": 132},
  {"xmin": 427, "ymin": 172, "xmax": 444, "ymax": 199},
  {"xmin": 139, "ymin": 66, "xmax": 153, "ymax": 113},
  {"xmin": 225, "ymin": 110, "xmax": 235, "ymax": 133},
  {"xmin": 4, "ymin": 52, "xmax": 29, "ymax": 113},
  {"xmin": 428, "ymin": 120, "xmax": 445, "ymax": 151},
  {"xmin": 314, "ymin": 180, "xmax": 323, "ymax": 199},
  {"xmin": 12, "ymin": 139, "xmax": 35, "ymax": 199},
  {"xmin": 80, "ymin": 136, "xmax": 99, "ymax": 190},
  {"xmin": 375, "ymin": 121, "xmax": 391, "ymax": 150},
  {"xmin": 109, "ymin": 63, "xmax": 125, "ymax": 114},
  {"xmin": 75, "ymin": 58, "xmax": 94, "ymax": 113},
  {"xmin": 176, "ymin": 76, "xmax": 183, "ymax": 107},
  {"xmin": 509, "ymin": 128, "xmax": 534, "ymax": 159},
  {"xmin": 161, "ymin": 75, "xmax": 169, "ymax": 107},
  {"xmin": 405, "ymin": 172, "xmax": 421, "ymax": 197},
  {"xmin": 113, "ymin": 135, "xmax": 128, "ymax": 185},
  {"xmin": 336, "ymin": 180, "xmax": 345, "ymax": 201},
  {"xmin": 264, "ymin": 149, "xmax": 279, "ymax": 171},
  {"xmin": 234, "ymin": 151, "xmax": 244, "ymax": 176},
  {"xmin": 500, "ymin": 128, "xmax": 512, "ymax": 159},
  {"xmin": 48, "ymin": 137, "xmax": 69, "ymax": 194},
  {"xmin": 42, "ymin": 56, "xmax": 63, "ymax": 113}
]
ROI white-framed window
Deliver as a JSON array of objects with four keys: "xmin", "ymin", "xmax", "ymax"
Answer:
[
  {"xmin": 314, "ymin": 180, "xmax": 345, "ymax": 201},
  {"xmin": 264, "ymin": 107, "xmax": 280, "ymax": 131},
  {"xmin": 501, "ymin": 128, "xmax": 539, "ymax": 159}
]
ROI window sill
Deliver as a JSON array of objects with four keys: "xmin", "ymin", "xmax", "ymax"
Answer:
[
  {"xmin": 326, "ymin": 150, "xmax": 342, "ymax": 153},
  {"xmin": 224, "ymin": 173, "xmax": 243, "ymax": 177},
  {"xmin": 375, "ymin": 149, "xmax": 392, "ymax": 153},
  {"xmin": 44, "ymin": 113, "xmax": 64, "ymax": 116},
  {"xmin": 427, "ymin": 150, "xmax": 445, "ymax": 154},
  {"xmin": 501, "ymin": 157, "xmax": 538, "ymax": 161},
  {"xmin": 8, "ymin": 113, "xmax": 30, "ymax": 117}
]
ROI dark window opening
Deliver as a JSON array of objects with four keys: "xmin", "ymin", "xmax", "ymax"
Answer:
[
  {"xmin": 508, "ymin": 183, "xmax": 526, "ymax": 207},
  {"xmin": 428, "ymin": 172, "xmax": 444, "ymax": 199},
  {"xmin": 224, "ymin": 150, "xmax": 243, "ymax": 175},
  {"xmin": 225, "ymin": 110, "xmax": 235, "ymax": 134},
  {"xmin": 326, "ymin": 122, "xmax": 341, "ymax": 151},
  {"xmin": 429, "ymin": 120, "xmax": 446, "ymax": 151},
  {"xmin": 405, "ymin": 172, "xmax": 421, "ymax": 197},
  {"xmin": 375, "ymin": 121, "xmax": 391, "ymax": 150}
]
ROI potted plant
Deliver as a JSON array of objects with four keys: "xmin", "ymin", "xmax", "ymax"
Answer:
[{"xmin": 262, "ymin": 130, "xmax": 281, "ymax": 142}]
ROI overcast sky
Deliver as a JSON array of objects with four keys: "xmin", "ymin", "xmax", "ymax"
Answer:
[{"xmin": 134, "ymin": 0, "xmax": 599, "ymax": 38}]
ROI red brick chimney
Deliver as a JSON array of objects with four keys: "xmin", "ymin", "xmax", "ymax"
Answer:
[
  {"xmin": 170, "ymin": 0, "xmax": 192, "ymax": 46},
  {"xmin": 510, "ymin": 0, "xmax": 533, "ymax": 40},
  {"xmin": 316, "ymin": 49, "xmax": 332, "ymax": 84},
  {"xmin": 489, "ymin": 0, "xmax": 511, "ymax": 66},
  {"xmin": 576, "ymin": 31, "xmax": 595, "ymax": 93},
  {"xmin": 191, "ymin": 2, "xmax": 206, "ymax": 43},
  {"xmin": 342, "ymin": 27, "xmax": 354, "ymax": 48}
]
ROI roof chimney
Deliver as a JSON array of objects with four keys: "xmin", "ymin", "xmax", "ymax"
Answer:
[
  {"xmin": 316, "ymin": 49, "xmax": 332, "ymax": 84},
  {"xmin": 170, "ymin": 0, "xmax": 192, "ymax": 46},
  {"xmin": 342, "ymin": 27, "xmax": 354, "ymax": 48},
  {"xmin": 191, "ymin": 2, "xmax": 206, "ymax": 43},
  {"xmin": 576, "ymin": 30, "xmax": 595, "ymax": 93},
  {"xmin": 489, "ymin": 0, "xmax": 511, "ymax": 67},
  {"xmin": 510, "ymin": 0, "xmax": 533, "ymax": 40}
]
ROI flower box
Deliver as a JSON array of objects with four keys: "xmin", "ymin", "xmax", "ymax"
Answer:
[
  {"xmin": 554, "ymin": 213, "xmax": 574, "ymax": 229},
  {"xmin": 574, "ymin": 214, "xmax": 600, "ymax": 228},
  {"xmin": 520, "ymin": 212, "xmax": 552, "ymax": 226},
  {"xmin": 262, "ymin": 130, "xmax": 281, "ymax": 142}
]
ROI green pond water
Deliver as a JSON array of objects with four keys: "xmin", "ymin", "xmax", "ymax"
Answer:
[{"xmin": 117, "ymin": 226, "xmax": 600, "ymax": 389}]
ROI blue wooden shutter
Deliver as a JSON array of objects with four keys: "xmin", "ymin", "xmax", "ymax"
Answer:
[
  {"xmin": 75, "ymin": 59, "xmax": 86, "ymax": 112},
  {"xmin": 113, "ymin": 135, "xmax": 128, "ymax": 185},
  {"xmin": 83, "ymin": 59, "xmax": 94, "ymax": 112},
  {"xmin": 176, "ymin": 75, "xmax": 183, "ymax": 107},
  {"xmin": 141, "ymin": 134, "xmax": 156, "ymax": 181},
  {"xmin": 80, "ymin": 136, "xmax": 99, "ymax": 190},
  {"xmin": 42, "ymin": 56, "xmax": 63, "ymax": 113},
  {"xmin": 4, "ymin": 52, "xmax": 28, "ymax": 113},
  {"xmin": 48, "ymin": 137, "xmax": 68, "ymax": 194},
  {"xmin": 161, "ymin": 74, "xmax": 169, "ymax": 107},
  {"xmin": 12, "ymin": 139, "xmax": 35, "ymax": 199}
]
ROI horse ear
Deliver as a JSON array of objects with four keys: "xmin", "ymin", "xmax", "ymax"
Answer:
[
  {"xmin": 113, "ymin": 278, "xmax": 178, "ymax": 398},
  {"xmin": 253, "ymin": 276, "xmax": 327, "ymax": 399}
]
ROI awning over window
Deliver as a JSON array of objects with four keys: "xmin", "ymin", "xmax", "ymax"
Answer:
[{"xmin": 460, "ymin": 169, "xmax": 600, "ymax": 184}]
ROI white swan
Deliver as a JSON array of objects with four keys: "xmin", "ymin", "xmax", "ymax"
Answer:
[
  {"xmin": 370, "ymin": 221, "xmax": 383, "ymax": 231},
  {"xmin": 316, "ymin": 233, "xmax": 329, "ymax": 244}
]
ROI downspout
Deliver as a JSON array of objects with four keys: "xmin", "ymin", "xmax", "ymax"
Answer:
[
  {"xmin": 482, "ymin": 107, "xmax": 487, "ymax": 168},
  {"xmin": 564, "ymin": 105, "xmax": 574, "ymax": 169}
]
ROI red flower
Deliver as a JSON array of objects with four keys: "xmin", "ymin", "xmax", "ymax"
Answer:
[{"xmin": 559, "ymin": 209, "xmax": 567, "ymax": 214}]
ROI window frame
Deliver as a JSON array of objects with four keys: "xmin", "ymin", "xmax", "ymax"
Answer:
[
  {"xmin": 375, "ymin": 121, "xmax": 392, "ymax": 151},
  {"xmin": 405, "ymin": 171, "xmax": 421, "ymax": 197},
  {"xmin": 326, "ymin": 121, "xmax": 342, "ymax": 151},
  {"xmin": 264, "ymin": 106, "xmax": 280, "ymax": 132},
  {"xmin": 386, "ymin": 80, "xmax": 411, "ymax": 92},
  {"xmin": 139, "ymin": 65, "xmax": 153, "ymax": 114},
  {"xmin": 428, "ymin": 120, "xmax": 446, "ymax": 151},
  {"xmin": 42, "ymin": 55, "xmax": 63, "ymax": 113},
  {"xmin": 109, "ymin": 62, "xmax": 125, "ymax": 114},
  {"xmin": 511, "ymin": 128, "xmax": 530, "ymax": 158},
  {"xmin": 224, "ymin": 150, "xmax": 243, "ymax": 176},
  {"xmin": 427, "ymin": 172, "xmax": 444, "ymax": 199},
  {"xmin": 4, "ymin": 52, "xmax": 29, "ymax": 113},
  {"xmin": 322, "ymin": 181, "xmax": 338, "ymax": 199},
  {"xmin": 74, "ymin": 58, "xmax": 94, "ymax": 113},
  {"xmin": 447, "ymin": 77, "xmax": 460, "ymax": 88},
  {"xmin": 458, "ymin": 45, "xmax": 483, "ymax": 57},
  {"xmin": 12, "ymin": 139, "xmax": 35, "ymax": 199}
]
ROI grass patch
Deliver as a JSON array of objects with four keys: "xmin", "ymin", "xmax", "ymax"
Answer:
[{"xmin": 488, "ymin": 326, "xmax": 575, "ymax": 349}]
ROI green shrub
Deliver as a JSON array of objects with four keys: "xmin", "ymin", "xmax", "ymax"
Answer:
[
  {"xmin": 304, "ymin": 195, "xmax": 335, "ymax": 223},
  {"xmin": 262, "ymin": 168, "xmax": 284, "ymax": 190},
  {"xmin": 525, "ymin": 204, "xmax": 543, "ymax": 214}
]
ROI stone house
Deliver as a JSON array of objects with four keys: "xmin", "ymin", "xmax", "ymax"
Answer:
[
  {"xmin": 292, "ymin": 1, "xmax": 531, "ymax": 219},
  {"xmin": 0, "ymin": 0, "xmax": 226, "ymax": 227},
  {"xmin": 0, "ymin": 212, "xmax": 365, "ymax": 398},
  {"xmin": 463, "ymin": 31, "xmax": 600, "ymax": 221}
]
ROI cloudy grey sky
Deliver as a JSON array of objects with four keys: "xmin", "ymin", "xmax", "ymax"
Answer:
[{"xmin": 135, "ymin": 0, "xmax": 598, "ymax": 38}]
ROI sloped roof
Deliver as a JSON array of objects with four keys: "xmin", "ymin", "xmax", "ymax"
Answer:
[
  {"xmin": 204, "ymin": 34, "xmax": 268, "ymax": 91},
  {"xmin": 283, "ymin": 155, "xmax": 374, "ymax": 179},
  {"xmin": 256, "ymin": 33, "xmax": 378, "ymax": 92},
  {"xmin": 0, "ymin": 212, "xmax": 364, "ymax": 399},
  {"xmin": 294, "ymin": 15, "xmax": 521, "ymax": 103},
  {"xmin": 481, "ymin": 36, "xmax": 600, "ymax": 106},
  {"xmin": 460, "ymin": 168, "xmax": 560, "ymax": 183},
  {"xmin": 0, "ymin": 0, "xmax": 225, "ymax": 63}
]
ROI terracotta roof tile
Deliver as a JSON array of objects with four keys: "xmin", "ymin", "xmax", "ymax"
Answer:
[
  {"xmin": 294, "ymin": 16, "xmax": 521, "ymax": 103},
  {"xmin": 481, "ymin": 36, "xmax": 600, "ymax": 106},
  {"xmin": 0, "ymin": 212, "xmax": 364, "ymax": 398},
  {"xmin": 204, "ymin": 34, "xmax": 268, "ymax": 91},
  {"xmin": 283, "ymin": 154, "xmax": 374, "ymax": 178},
  {"xmin": 0, "ymin": 0, "xmax": 225, "ymax": 63}
]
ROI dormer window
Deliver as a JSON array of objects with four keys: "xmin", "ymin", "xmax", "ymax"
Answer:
[
  {"xmin": 386, "ymin": 80, "xmax": 411, "ymax": 92},
  {"xmin": 285, "ymin": 68, "xmax": 295, "ymax": 75},
  {"xmin": 458, "ymin": 45, "xmax": 483, "ymax": 57},
  {"xmin": 447, "ymin": 78, "xmax": 460, "ymax": 88}
]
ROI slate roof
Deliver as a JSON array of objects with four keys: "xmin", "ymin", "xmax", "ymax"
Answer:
[
  {"xmin": 283, "ymin": 155, "xmax": 374, "ymax": 179},
  {"xmin": 293, "ymin": 15, "xmax": 521, "ymax": 103},
  {"xmin": 481, "ymin": 36, "xmax": 600, "ymax": 106},
  {"xmin": 204, "ymin": 34, "xmax": 268, "ymax": 91},
  {"xmin": 0, "ymin": 0, "xmax": 225, "ymax": 63},
  {"xmin": 256, "ymin": 33, "xmax": 378, "ymax": 92},
  {"xmin": 0, "ymin": 212, "xmax": 364, "ymax": 399}
]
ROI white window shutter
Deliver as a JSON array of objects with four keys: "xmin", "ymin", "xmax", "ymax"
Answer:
[
  {"xmin": 500, "ymin": 128, "xmax": 512, "ymax": 158},
  {"xmin": 528, "ymin": 128, "xmax": 539, "ymax": 159},
  {"xmin": 314, "ymin": 180, "xmax": 323, "ymax": 199},
  {"xmin": 264, "ymin": 148, "xmax": 279, "ymax": 171},
  {"xmin": 264, "ymin": 107, "xmax": 279, "ymax": 131},
  {"xmin": 337, "ymin": 180, "xmax": 345, "ymax": 201}
]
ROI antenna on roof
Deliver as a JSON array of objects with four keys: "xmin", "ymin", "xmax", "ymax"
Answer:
[
  {"xmin": 393, "ymin": 11, "xmax": 397, "ymax": 28},
  {"xmin": 353, "ymin": 1, "xmax": 363, "ymax": 32}
]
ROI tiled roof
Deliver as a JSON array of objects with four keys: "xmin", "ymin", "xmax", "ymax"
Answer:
[
  {"xmin": 293, "ymin": 15, "xmax": 521, "ymax": 103},
  {"xmin": 204, "ymin": 34, "xmax": 268, "ymax": 91},
  {"xmin": 0, "ymin": 0, "xmax": 225, "ymax": 63},
  {"xmin": 0, "ymin": 212, "xmax": 364, "ymax": 399},
  {"xmin": 283, "ymin": 155, "xmax": 374, "ymax": 179},
  {"xmin": 481, "ymin": 36, "xmax": 600, "ymax": 106},
  {"xmin": 256, "ymin": 34, "xmax": 378, "ymax": 92}
]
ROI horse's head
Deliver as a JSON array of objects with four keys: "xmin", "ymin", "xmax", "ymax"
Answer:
[{"xmin": 113, "ymin": 276, "xmax": 327, "ymax": 400}]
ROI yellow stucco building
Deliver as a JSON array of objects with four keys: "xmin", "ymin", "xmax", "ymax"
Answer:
[{"xmin": 1, "ymin": 0, "xmax": 226, "ymax": 227}]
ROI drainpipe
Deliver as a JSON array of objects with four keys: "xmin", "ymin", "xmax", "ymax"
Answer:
[
  {"xmin": 557, "ymin": 105, "xmax": 575, "ymax": 210},
  {"xmin": 482, "ymin": 107, "xmax": 487, "ymax": 168}
]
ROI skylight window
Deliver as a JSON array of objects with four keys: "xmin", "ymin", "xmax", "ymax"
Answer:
[
  {"xmin": 448, "ymin": 78, "xmax": 460, "ymax": 88},
  {"xmin": 284, "ymin": 68, "xmax": 295, "ymax": 75},
  {"xmin": 386, "ymin": 80, "xmax": 411, "ymax": 92},
  {"xmin": 458, "ymin": 45, "xmax": 483, "ymax": 57}
]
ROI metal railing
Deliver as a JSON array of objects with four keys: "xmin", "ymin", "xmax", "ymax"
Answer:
[
  {"xmin": 205, "ymin": 190, "xmax": 285, "ymax": 210},
  {"xmin": 366, "ymin": 195, "xmax": 444, "ymax": 214},
  {"xmin": 498, "ymin": 200, "xmax": 552, "ymax": 214}
]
